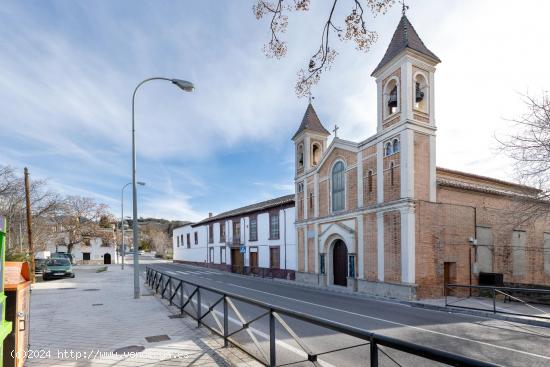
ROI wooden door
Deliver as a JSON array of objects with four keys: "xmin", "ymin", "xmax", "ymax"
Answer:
[
  {"xmin": 250, "ymin": 251, "xmax": 258, "ymax": 274},
  {"xmin": 231, "ymin": 248, "xmax": 242, "ymax": 273},
  {"xmin": 333, "ymin": 240, "xmax": 348, "ymax": 286}
]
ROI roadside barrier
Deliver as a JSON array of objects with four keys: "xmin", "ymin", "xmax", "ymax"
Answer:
[{"xmin": 146, "ymin": 266, "xmax": 502, "ymax": 367}]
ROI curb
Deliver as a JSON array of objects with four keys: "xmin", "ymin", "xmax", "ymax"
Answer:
[{"xmin": 166, "ymin": 263, "xmax": 550, "ymax": 329}]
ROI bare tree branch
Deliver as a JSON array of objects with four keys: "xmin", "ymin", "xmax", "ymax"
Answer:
[{"xmin": 253, "ymin": 0, "xmax": 395, "ymax": 97}]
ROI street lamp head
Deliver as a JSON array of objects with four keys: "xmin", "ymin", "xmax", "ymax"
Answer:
[
  {"xmin": 171, "ymin": 79, "xmax": 195, "ymax": 92},
  {"xmin": 137, "ymin": 181, "xmax": 146, "ymax": 186}
]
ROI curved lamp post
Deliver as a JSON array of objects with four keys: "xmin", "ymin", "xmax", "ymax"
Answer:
[
  {"xmin": 121, "ymin": 181, "xmax": 145, "ymax": 270},
  {"xmin": 132, "ymin": 77, "xmax": 194, "ymax": 299}
]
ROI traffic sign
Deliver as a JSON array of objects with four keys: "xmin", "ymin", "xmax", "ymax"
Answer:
[{"xmin": 240, "ymin": 245, "xmax": 246, "ymax": 253}]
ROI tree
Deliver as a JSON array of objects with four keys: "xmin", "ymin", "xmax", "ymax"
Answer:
[
  {"xmin": 497, "ymin": 92, "xmax": 550, "ymax": 220},
  {"xmin": 54, "ymin": 196, "xmax": 112, "ymax": 254},
  {"xmin": 0, "ymin": 166, "xmax": 61, "ymax": 253},
  {"xmin": 253, "ymin": 0, "xmax": 395, "ymax": 97}
]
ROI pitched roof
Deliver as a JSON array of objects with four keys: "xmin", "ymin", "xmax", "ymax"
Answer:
[
  {"xmin": 192, "ymin": 194, "xmax": 295, "ymax": 227},
  {"xmin": 292, "ymin": 103, "xmax": 330, "ymax": 140},
  {"xmin": 371, "ymin": 15, "xmax": 441, "ymax": 76}
]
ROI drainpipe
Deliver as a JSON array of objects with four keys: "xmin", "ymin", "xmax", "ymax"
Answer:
[{"xmin": 283, "ymin": 208, "xmax": 287, "ymax": 273}]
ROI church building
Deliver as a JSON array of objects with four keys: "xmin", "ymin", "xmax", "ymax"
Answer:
[{"xmin": 292, "ymin": 15, "xmax": 550, "ymax": 299}]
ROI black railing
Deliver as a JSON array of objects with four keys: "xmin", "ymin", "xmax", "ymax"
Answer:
[
  {"xmin": 445, "ymin": 284, "xmax": 550, "ymax": 320},
  {"xmin": 146, "ymin": 266, "xmax": 501, "ymax": 367}
]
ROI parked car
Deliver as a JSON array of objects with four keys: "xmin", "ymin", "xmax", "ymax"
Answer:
[
  {"xmin": 35, "ymin": 258, "xmax": 47, "ymax": 273},
  {"xmin": 51, "ymin": 252, "xmax": 75, "ymax": 264},
  {"xmin": 42, "ymin": 258, "xmax": 75, "ymax": 280},
  {"xmin": 138, "ymin": 250, "xmax": 145, "ymax": 255}
]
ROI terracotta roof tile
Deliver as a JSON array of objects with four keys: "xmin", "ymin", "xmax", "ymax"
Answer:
[
  {"xmin": 372, "ymin": 15, "xmax": 440, "ymax": 76},
  {"xmin": 292, "ymin": 103, "xmax": 330, "ymax": 140}
]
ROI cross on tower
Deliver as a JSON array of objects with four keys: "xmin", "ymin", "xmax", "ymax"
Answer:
[
  {"xmin": 333, "ymin": 124, "xmax": 339, "ymax": 138},
  {"xmin": 308, "ymin": 91, "xmax": 314, "ymax": 104},
  {"xmin": 400, "ymin": 0, "xmax": 409, "ymax": 15}
]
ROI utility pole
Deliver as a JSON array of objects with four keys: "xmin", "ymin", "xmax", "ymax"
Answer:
[{"xmin": 24, "ymin": 167, "xmax": 35, "ymax": 283}]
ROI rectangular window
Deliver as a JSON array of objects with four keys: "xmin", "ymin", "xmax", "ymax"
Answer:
[
  {"xmin": 233, "ymin": 221, "xmax": 241, "ymax": 243},
  {"xmin": 249, "ymin": 216, "xmax": 258, "ymax": 241},
  {"xmin": 348, "ymin": 254, "xmax": 356, "ymax": 278},
  {"xmin": 186, "ymin": 233, "xmax": 190, "ymax": 248},
  {"xmin": 208, "ymin": 223, "xmax": 214, "ymax": 243},
  {"xmin": 194, "ymin": 232, "xmax": 198, "ymax": 245},
  {"xmin": 270, "ymin": 247, "xmax": 280, "ymax": 269},
  {"xmin": 177, "ymin": 235, "xmax": 180, "ymax": 247},
  {"xmin": 83, "ymin": 252, "xmax": 91, "ymax": 261},
  {"xmin": 180, "ymin": 234, "xmax": 183, "ymax": 247},
  {"xmin": 269, "ymin": 212, "xmax": 280, "ymax": 240},
  {"xmin": 220, "ymin": 222, "xmax": 226, "ymax": 242},
  {"xmin": 209, "ymin": 247, "xmax": 214, "ymax": 263},
  {"xmin": 320, "ymin": 254, "xmax": 325, "ymax": 274},
  {"xmin": 220, "ymin": 246, "xmax": 226, "ymax": 264}
]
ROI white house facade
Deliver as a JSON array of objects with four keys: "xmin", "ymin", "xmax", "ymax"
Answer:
[{"xmin": 173, "ymin": 195, "xmax": 296, "ymax": 279}]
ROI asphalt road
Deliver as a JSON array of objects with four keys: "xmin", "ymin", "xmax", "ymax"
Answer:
[{"xmin": 147, "ymin": 263, "xmax": 550, "ymax": 367}]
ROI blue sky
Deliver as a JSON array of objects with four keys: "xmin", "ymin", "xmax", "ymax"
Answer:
[{"xmin": 2, "ymin": 1, "xmax": 550, "ymax": 221}]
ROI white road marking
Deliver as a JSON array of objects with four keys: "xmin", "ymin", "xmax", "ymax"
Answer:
[{"xmin": 225, "ymin": 283, "xmax": 550, "ymax": 361}]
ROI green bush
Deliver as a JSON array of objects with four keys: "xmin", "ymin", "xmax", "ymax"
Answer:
[{"xmin": 6, "ymin": 251, "xmax": 28, "ymax": 262}]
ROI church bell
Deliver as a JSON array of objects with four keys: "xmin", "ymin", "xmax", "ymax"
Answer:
[
  {"xmin": 415, "ymin": 82, "xmax": 425, "ymax": 103},
  {"xmin": 388, "ymin": 86, "xmax": 398, "ymax": 108}
]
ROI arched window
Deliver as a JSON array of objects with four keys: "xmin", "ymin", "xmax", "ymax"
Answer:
[
  {"xmin": 384, "ymin": 78, "xmax": 399, "ymax": 118},
  {"xmin": 392, "ymin": 139, "xmax": 400, "ymax": 153},
  {"xmin": 385, "ymin": 142, "xmax": 392, "ymax": 157},
  {"xmin": 312, "ymin": 143, "xmax": 321, "ymax": 165},
  {"xmin": 390, "ymin": 162, "xmax": 395, "ymax": 187},
  {"xmin": 332, "ymin": 161, "xmax": 345, "ymax": 212},
  {"xmin": 297, "ymin": 143, "xmax": 304, "ymax": 168},
  {"xmin": 414, "ymin": 73, "xmax": 428, "ymax": 112},
  {"xmin": 367, "ymin": 170, "xmax": 373, "ymax": 193}
]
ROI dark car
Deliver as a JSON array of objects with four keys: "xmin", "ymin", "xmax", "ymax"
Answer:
[
  {"xmin": 42, "ymin": 258, "xmax": 75, "ymax": 280},
  {"xmin": 51, "ymin": 252, "xmax": 75, "ymax": 264}
]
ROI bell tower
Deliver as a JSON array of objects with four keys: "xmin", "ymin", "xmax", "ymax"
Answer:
[
  {"xmin": 371, "ymin": 14, "xmax": 440, "ymax": 133},
  {"xmin": 291, "ymin": 102, "xmax": 330, "ymax": 176}
]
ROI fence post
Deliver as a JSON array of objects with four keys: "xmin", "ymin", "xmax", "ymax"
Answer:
[
  {"xmin": 223, "ymin": 295, "xmax": 228, "ymax": 347},
  {"xmin": 180, "ymin": 280, "xmax": 184, "ymax": 314},
  {"xmin": 197, "ymin": 288, "xmax": 201, "ymax": 328},
  {"xmin": 169, "ymin": 277, "xmax": 173, "ymax": 306},
  {"xmin": 370, "ymin": 338, "xmax": 378, "ymax": 367},
  {"xmin": 492, "ymin": 288, "xmax": 497, "ymax": 314},
  {"xmin": 269, "ymin": 309, "xmax": 276, "ymax": 367}
]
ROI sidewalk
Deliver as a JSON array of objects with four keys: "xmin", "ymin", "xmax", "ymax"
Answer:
[{"xmin": 27, "ymin": 265, "xmax": 259, "ymax": 366}]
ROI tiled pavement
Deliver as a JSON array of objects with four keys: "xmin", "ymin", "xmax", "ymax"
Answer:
[{"xmin": 26, "ymin": 264, "xmax": 260, "ymax": 366}]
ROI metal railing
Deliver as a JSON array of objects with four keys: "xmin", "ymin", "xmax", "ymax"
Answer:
[
  {"xmin": 146, "ymin": 266, "xmax": 501, "ymax": 367},
  {"xmin": 445, "ymin": 284, "xmax": 550, "ymax": 320}
]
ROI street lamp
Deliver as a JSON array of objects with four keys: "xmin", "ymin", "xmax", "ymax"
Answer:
[
  {"xmin": 121, "ymin": 181, "xmax": 145, "ymax": 270},
  {"xmin": 131, "ymin": 77, "xmax": 194, "ymax": 299}
]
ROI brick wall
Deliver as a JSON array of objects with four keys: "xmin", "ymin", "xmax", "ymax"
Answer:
[
  {"xmin": 297, "ymin": 228, "xmax": 305, "ymax": 272},
  {"xmin": 414, "ymin": 132, "xmax": 430, "ymax": 200},
  {"xmin": 384, "ymin": 210, "xmax": 401, "ymax": 282},
  {"xmin": 362, "ymin": 147, "xmax": 377, "ymax": 207},
  {"xmin": 319, "ymin": 180, "xmax": 328, "ymax": 217},
  {"xmin": 383, "ymin": 153, "xmax": 400, "ymax": 202},
  {"xmin": 438, "ymin": 185, "xmax": 550, "ymax": 287},
  {"xmin": 364, "ymin": 213, "xmax": 378, "ymax": 280},
  {"xmin": 307, "ymin": 224, "xmax": 315, "ymax": 272},
  {"xmin": 415, "ymin": 200, "xmax": 475, "ymax": 298},
  {"xmin": 347, "ymin": 167, "xmax": 358, "ymax": 211}
]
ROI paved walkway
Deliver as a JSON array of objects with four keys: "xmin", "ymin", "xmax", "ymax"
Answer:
[{"xmin": 27, "ymin": 264, "xmax": 259, "ymax": 367}]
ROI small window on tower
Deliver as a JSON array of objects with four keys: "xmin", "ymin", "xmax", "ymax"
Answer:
[
  {"xmin": 384, "ymin": 77, "xmax": 400, "ymax": 119},
  {"xmin": 392, "ymin": 139, "xmax": 400, "ymax": 153},
  {"xmin": 312, "ymin": 143, "xmax": 321, "ymax": 165},
  {"xmin": 297, "ymin": 143, "xmax": 304, "ymax": 168},
  {"xmin": 414, "ymin": 73, "xmax": 428, "ymax": 112},
  {"xmin": 384, "ymin": 142, "xmax": 393, "ymax": 157}
]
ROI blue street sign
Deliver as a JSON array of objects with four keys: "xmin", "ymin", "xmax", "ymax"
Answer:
[{"xmin": 240, "ymin": 245, "xmax": 246, "ymax": 253}]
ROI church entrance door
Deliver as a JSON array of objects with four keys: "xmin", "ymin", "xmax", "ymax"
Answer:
[{"xmin": 332, "ymin": 240, "xmax": 348, "ymax": 287}]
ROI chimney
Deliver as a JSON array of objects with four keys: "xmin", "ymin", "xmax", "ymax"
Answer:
[{"xmin": 208, "ymin": 212, "xmax": 213, "ymax": 218}]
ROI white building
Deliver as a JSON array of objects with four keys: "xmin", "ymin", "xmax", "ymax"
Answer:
[
  {"xmin": 173, "ymin": 195, "xmax": 296, "ymax": 279},
  {"xmin": 46, "ymin": 229, "xmax": 118, "ymax": 265}
]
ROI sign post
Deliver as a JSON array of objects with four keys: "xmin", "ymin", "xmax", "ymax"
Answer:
[{"xmin": 0, "ymin": 216, "xmax": 13, "ymax": 366}]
